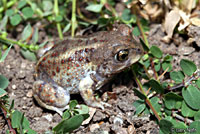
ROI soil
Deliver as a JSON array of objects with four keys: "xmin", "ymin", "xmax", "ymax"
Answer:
[{"xmin": 1, "ymin": 23, "xmax": 200, "ymax": 134}]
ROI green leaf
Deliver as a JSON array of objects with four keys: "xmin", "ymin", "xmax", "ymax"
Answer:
[
  {"xmin": 17, "ymin": 0, "xmax": 27, "ymax": 9},
  {"xmin": 22, "ymin": 7, "xmax": 34, "ymax": 19},
  {"xmin": 159, "ymin": 119, "xmax": 173, "ymax": 134},
  {"xmin": 194, "ymin": 111, "xmax": 200, "ymax": 121},
  {"xmin": 164, "ymin": 55, "xmax": 173, "ymax": 62},
  {"xmin": 196, "ymin": 80, "xmax": 200, "ymax": 88},
  {"xmin": 21, "ymin": 24, "xmax": 32, "ymax": 41},
  {"xmin": 188, "ymin": 121, "xmax": 200, "ymax": 134},
  {"xmin": 0, "ymin": 75, "xmax": 9, "ymax": 90},
  {"xmin": 32, "ymin": 27, "xmax": 38, "ymax": 44},
  {"xmin": 150, "ymin": 45, "xmax": 163, "ymax": 58},
  {"xmin": 5, "ymin": 9, "xmax": 14, "ymax": 17},
  {"xmin": 132, "ymin": 88, "xmax": 146, "ymax": 100},
  {"xmin": 26, "ymin": 128, "xmax": 37, "ymax": 134},
  {"xmin": 62, "ymin": 110, "xmax": 70, "ymax": 120},
  {"xmin": 69, "ymin": 100, "xmax": 78, "ymax": 110},
  {"xmin": 133, "ymin": 100, "xmax": 146, "ymax": 115},
  {"xmin": 55, "ymin": 15, "xmax": 63, "ymax": 22},
  {"xmin": 132, "ymin": 26, "xmax": 140, "ymax": 36},
  {"xmin": 42, "ymin": 0, "xmax": 53, "ymax": 11},
  {"xmin": 121, "ymin": 9, "xmax": 136, "ymax": 23},
  {"xmin": 139, "ymin": 38, "xmax": 149, "ymax": 51},
  {"xmin": 0, "ymin": 15, "xmax": 8, "ymax": 31},
  {"xmin": 85, "ymin": 4, "xmax": 103, "ymax": 13},
  {"xmin": 53, "ymin": 114, "xmax": 86, "ymax": 133},
  {"xmin": 0, "ymin": 88, "xmax": 7, "ymax": 97},
  {"xmin": 154, "ymin": 61, "xmax": 161, "ymax": 72},
  {"xmin": 11, "ymin": 110, "xmax": 22, "ymax": 128},
  {"xmin": 180, "ymin": 59, "xmax": 197, "ymax": 76},
  {"xmin": 63, "ymin": 23, "xmax": 71, "ymax": 33},
  {"xmin": 150, "ymin": 97, "xmax": 161, "ymax": 114},
  {"xmin": 75, "ymin": 105, "xmax": 89, "ymax": 115},
  {"xmin": 0, "ymin": 44, "xmax": 13, "ymax": 62},
  {"xmin": 10, "ymin": 14, "xmax": 22, "ymax": 26},
  {"xmin": 164, "ymin": 92, "xmax": 183, "ymax": 110},
  {"xmin": 182, "ymin": 85, "xmax": 200, "ymax": 110},
  {"xmin": 20, "ymin": 49, "xmax": 37, "ymax": 61},
  {"xmin": 170, "ymin": 71, "xmax": 185, "ymax": 84},
  {"xmin": 148, "ymin": 79, "xmax": 164, "ymax": 94},
  {"xmin": 162, "ymin": 61, "xmax": 172, "ymax": 72},
  {"xmin": 181, "ymin": 101, "xmax": 197, "ymax": 117}
]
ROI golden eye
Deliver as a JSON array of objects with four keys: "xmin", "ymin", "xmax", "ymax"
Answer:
[{"xmin": 116, "ymin": 49, "xmax": 129, "ymax": 61}]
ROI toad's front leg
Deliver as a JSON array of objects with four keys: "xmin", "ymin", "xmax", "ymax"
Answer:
[{"xmin": 79, "ymin": 75, "xmax": 111, "ymax": 110}]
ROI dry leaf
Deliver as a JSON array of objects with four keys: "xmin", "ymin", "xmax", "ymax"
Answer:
[
  {"xmin": 164, "ymin": 9, "xmax": 180, "ymax": 38},
  {"xmin": 190, "ymin": 17, "xmax": 200, "ymax": 27},
  {"xmin": 178, "ymin": 10, "xmax": 190, "ymax": 31}
]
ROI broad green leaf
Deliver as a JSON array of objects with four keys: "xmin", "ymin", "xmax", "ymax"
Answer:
[
  {"xmin": 62, "ymin": 110, "xmax": 70, "ymax": 120},
  {"xmin": 181, "ymin": 101, "xmax": 197, "ymax": 117},
  {"xmin": 196, "ymin": 80, "xmax": 200, "ymax": 88},
  {"xmin": 121, "ymin": 9, "xmax": 136, "ymax": 23},
  {"xmin": 11, "ymin": 110, "xmax": 22, "ymax": 128},
  {"xmin": 5, "ymin": 9, "xmax": 14, "ymax": 17},
  {"xmin": 10, "ymin": 14, "xmax": 22, "ymax": 26},
  {"xmin": 154, "ymin": 61, "xmax": 161, "ymax": 72},
  {"xmin": 194, "ymin": 111, "xmax": 200, "ymax": 121},
  {"xmin": 162, "ymin": 61, "xmax": 172, "ymax": 72},
  {"xmin": 42, "ymin": 0, "xmax": 53, "ymax": 11},
  {"xmin": 55, "ymin": 15, "xmax": 63, "ymax": 22},
  {"xmin": 75, "ymin": 105, "xmax": 89, "ymax": 115},
  {"xmin": 164, "ymin": 92, "xmax": 183, "ymax": 110},
  {"xmin": 20, "ymin": 49, "xmax": 37, "ymax": 61},
  {"xmin": 133, "ymin": 100, "xmax": 146, "ymax": 115},
  {"xmin": 85, "ymin": 4, "xmax": 103, "ymax": 13},
  {"xmin": 22, "ymin": 7, "xmax": 34, "ymax": 19},
  {"xmin": 132, "ymin": 26, "xmax": 140, "ymax": 36},
  {"xmin": 53, "ymin": 114, "xmax": 88, "ymax": 133},
  {"xmin": 150, "ymin": 45, "xmax": 163, "ymax": 58},
  {"xmin": 0, "ymin": 44, "xmax": 13, "ymax": 62},
  {"xmin": 26, "ymin": 128, "xmax": 37, "ymax": 134},
  {"xmin": 69, "ymin": 100, "xmax": 78, "ymax": 110},
  {"xmin": 187, "ymin": 121, "xmax": 200, "ymax": 134},
  {"xmin": 148, "ymin": 79, "xmax": 164, "ymax": 94},
  {"xmin": 159, "ymin": 119, "xmax": 173, "ymax": 134},
  {"xmin": 180, "ymin": 59, "xmax": 197, "ymax": 76},
  {"xmin": 21, "ymin": 24, "xmax": 32, "ymax": 41},
  {"xmin": 164, "ymin": 55, "xmax": 173, "ymax": 62},
  {"xmin": 0, "ymin": 75, "xmax": 9, "ymax": 90},
  {"xmin": 17, "ymin": 0, "xmax": 26, "ymax": 9},
  {"xmin": 170, "ymin": 71, "xmax": 185, "ymax": 84},
  {"xmin": 182, "ymin": 85, "xmax": 200, "ymax": 110},
  {"xmin": 150, "ymin": 97, "xmax": 161, "ymax": 115}
]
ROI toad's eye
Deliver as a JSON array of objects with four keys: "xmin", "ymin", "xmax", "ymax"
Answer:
[{"xmin": 115, "ymin": 49, "xmax": 129, "ymax": 61}]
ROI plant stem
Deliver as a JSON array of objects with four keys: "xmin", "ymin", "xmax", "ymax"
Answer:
[
  {"xmin": 54, "ymin": 0, "xmax": 63, "ymax": 39},
  {"xmin": 0, "ymin": 0, "xmax": 16, "ymax": 13},
  {"xmin": 0, "ymin": 103, "xmax": 16, "ymax": 134},
  {"xmin": 133, "ymin": 70, "xmax": 161, "ymax": 121},
  {"xmin": 71, "ymin": 0, "xmax": 77, "ymax": 37},
  {"xmin": 0, "ymin": 35, "xmax": 39, "ymax": 50}
]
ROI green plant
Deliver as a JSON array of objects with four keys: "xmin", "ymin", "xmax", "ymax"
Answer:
[{"xmin": 131, "ymin": 22, "xmax": 200, "ymax": 134}]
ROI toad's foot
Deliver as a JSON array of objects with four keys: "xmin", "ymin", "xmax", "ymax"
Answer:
[
  {"xmin": 33, "ymin": 80, "xmax": 70, "ymax": 116},
  {"xmin": 79, "ymin": 75, "xmax": 112, "ymax": 110}
]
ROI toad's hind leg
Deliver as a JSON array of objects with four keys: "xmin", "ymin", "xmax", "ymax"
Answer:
[{"xmin": 33, "ymin": 80, "xmax": 70, "ymax": 115}]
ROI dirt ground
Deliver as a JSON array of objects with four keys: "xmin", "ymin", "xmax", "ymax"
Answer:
[{"xmin": 0, "ymin": 24, "xmax": 200, "ymax": 134}]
